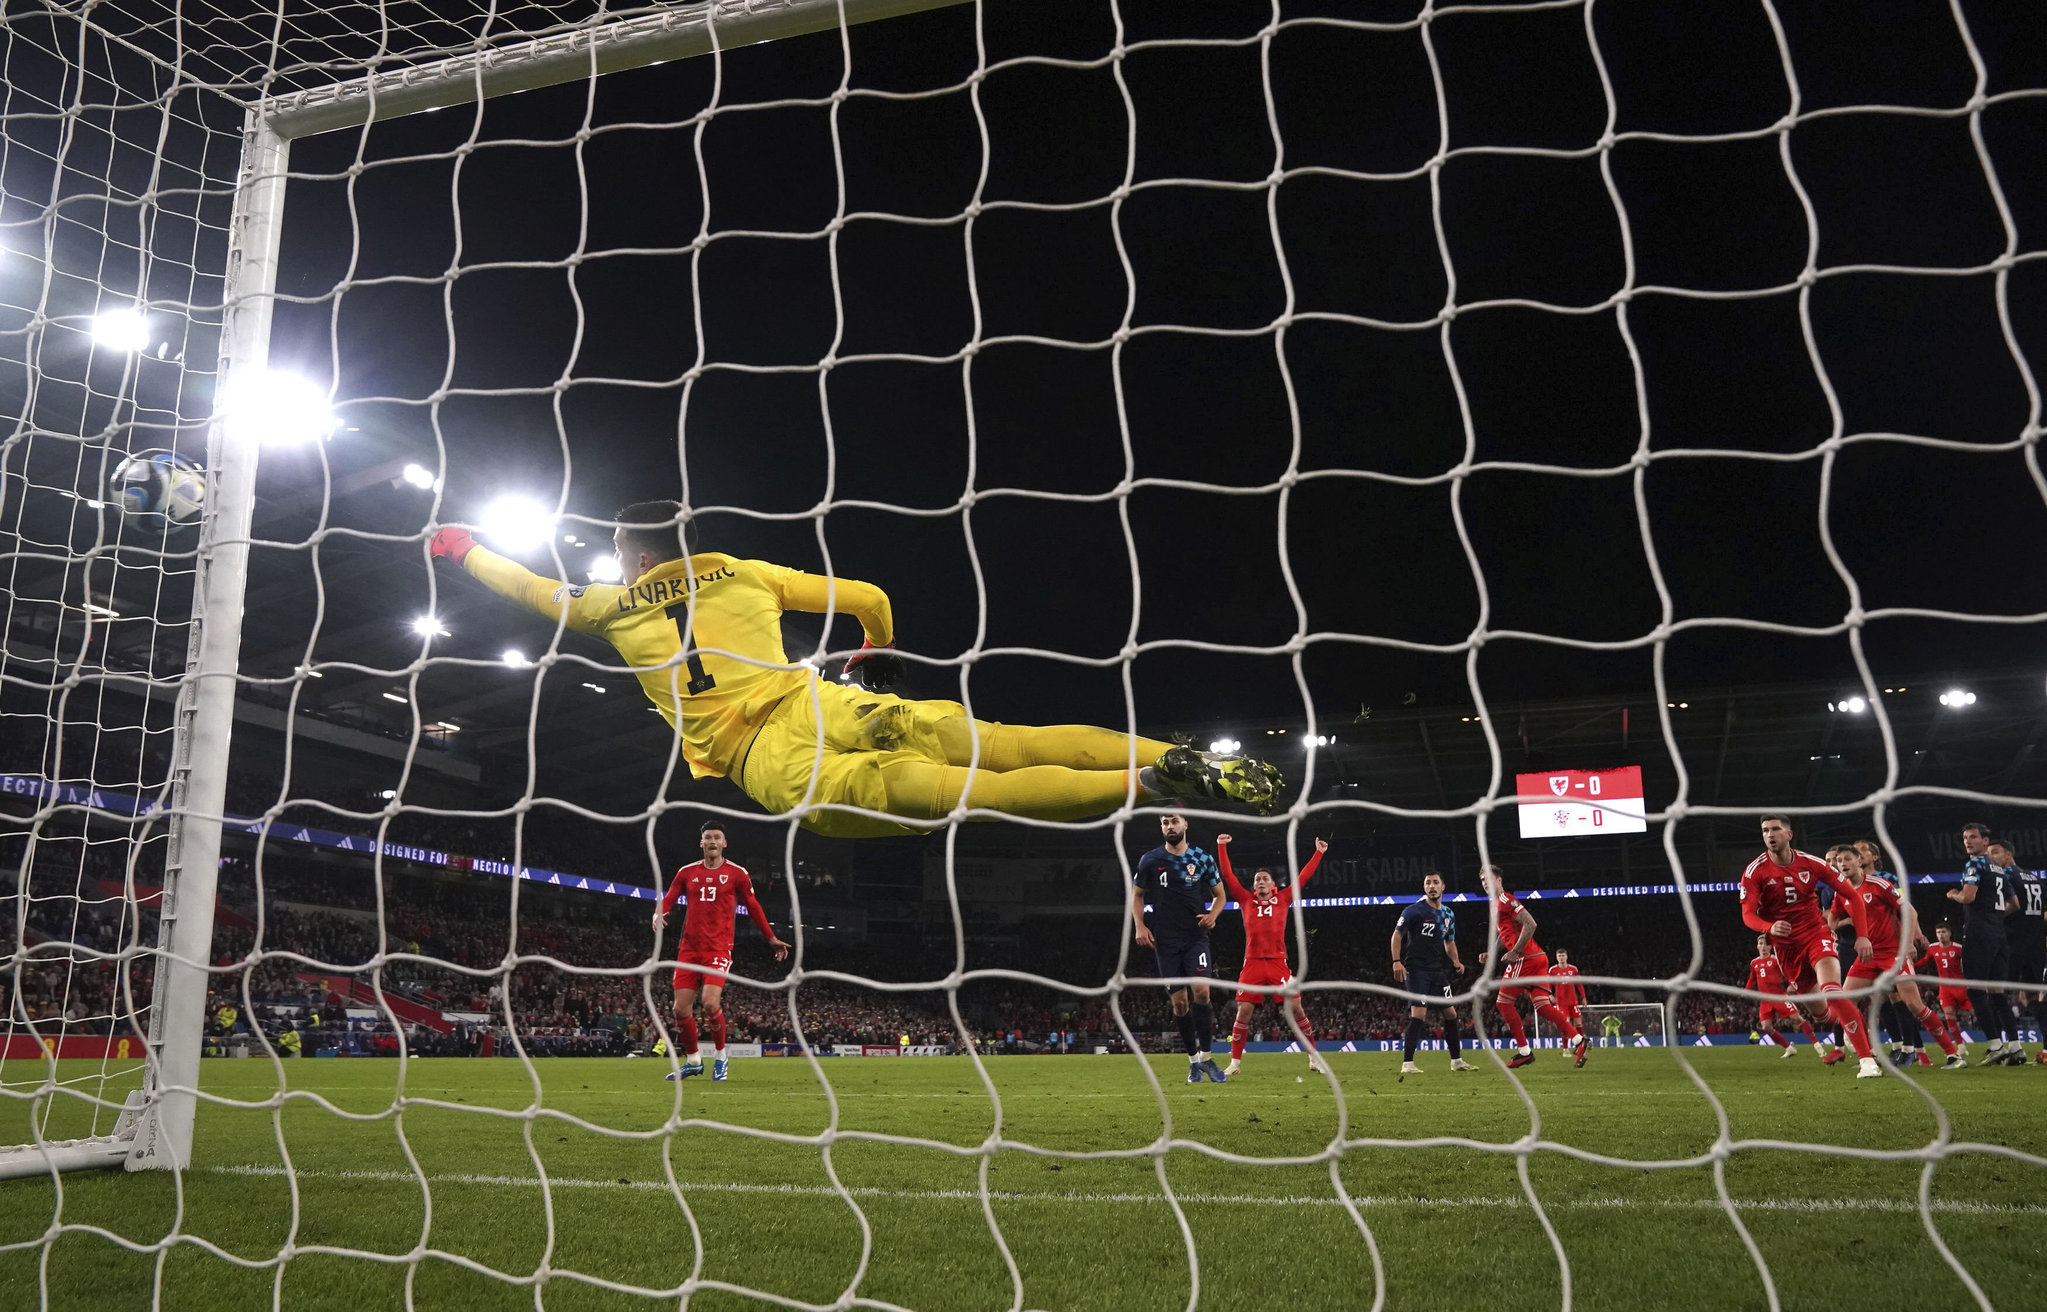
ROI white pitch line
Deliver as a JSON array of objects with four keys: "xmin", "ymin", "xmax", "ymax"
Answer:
[{"xmin": 205, "ymin": 1166, "xmax": 2047, "ymax": 1216}]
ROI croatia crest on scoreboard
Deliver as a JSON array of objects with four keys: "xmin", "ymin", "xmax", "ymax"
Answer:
[{"xmin": 1514, "ymin": 766, "xmax": 1647, "ymax": 837}]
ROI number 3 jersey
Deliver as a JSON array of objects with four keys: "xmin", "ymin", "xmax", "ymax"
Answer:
[
  {"xmin": 658, "ymin": 860, "xmax": 773, "ymax": 956},
  {"xmin": 461, "ymin": 544, "xmax": 892, "ymax": 780}
]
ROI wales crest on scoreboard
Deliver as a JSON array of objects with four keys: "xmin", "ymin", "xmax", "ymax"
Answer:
[{"xmin": 1513, "ymin": 767, "xmax": 1647, "ymax": 837}]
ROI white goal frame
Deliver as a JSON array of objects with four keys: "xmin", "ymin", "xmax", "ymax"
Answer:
[{"xmin": 0, "ymin": 0, "xmax": 968, "ymax": 1182}]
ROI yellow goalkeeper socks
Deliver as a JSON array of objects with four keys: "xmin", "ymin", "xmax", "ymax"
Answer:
[
  {"xmin": 937, "ymin": 719, "xmax": 1172, "ymax": 773},
  {"xmin": 884, "ymin": 759, "xmax": 1144, "ymax": 822}
]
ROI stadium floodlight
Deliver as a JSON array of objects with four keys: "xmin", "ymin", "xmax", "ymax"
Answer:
[
  {"xmin": 217, "ymin": 368, "xmax": 336, "ymax": 447},
  {"xmin": 91, "ymin": 306, "xmax": 150, "ymax": 353},
  {"xmin": 1939, "ymin": 689, "xmax": 1977, "ymax": 707},
  {"xmin": 377, "ymin": 790, "xmax": 397, "ymax": 800},
  {"xmin": 581, "ymin": 682, "xmax": 606, "ymax": 693},
  {"xmin": 501, "ymin": 648, "xmax": 529, "ymax": 668},
  {"xmin": 1832, "ymin": 696, "xmax": 1868, "ymax": 714},
  {"xmin": 479, "ymin": 495, "xmax": 556, "ymax": 555},
  {"xmin": 587, "ymin": 553, "xmax": 622, "ymax": 582},
  {"xmin": 380, "ymin": 692, "xmax": 407, "ymax": 703},
  {"xmin": 410, "ymin": 615, "xmax": 448, "ymax": 637},
  {"xmin": 1209, "ymin": 738, "xmax": 1241, "ymax": 753},
  {"xmin": 400, "ymin": 462, "xmax": 442, "ymax": 491}
]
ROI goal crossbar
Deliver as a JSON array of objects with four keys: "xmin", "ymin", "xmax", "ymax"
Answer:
[{"xmin": 259, "ymin": 0, "xmax": 972, "ymax": 141}]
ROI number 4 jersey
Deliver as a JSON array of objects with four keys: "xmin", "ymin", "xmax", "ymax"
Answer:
[{"xmin": 461, "ymin": 544, "xmax": 892, "ymax": 780}]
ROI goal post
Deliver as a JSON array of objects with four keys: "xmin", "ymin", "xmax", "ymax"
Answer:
[
  {"xmin": 0, "ymin": 0, "xmax": 968, "ymax": 1183},
  {"xmin": 1580, "ymin": 1002, "xmax": 1671, "ymax": 1049}
]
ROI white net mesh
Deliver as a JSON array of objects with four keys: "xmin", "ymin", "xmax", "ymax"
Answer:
[{"xmin": 2, "ymin": 0, "xmax": 2045, "ymax": 1308}]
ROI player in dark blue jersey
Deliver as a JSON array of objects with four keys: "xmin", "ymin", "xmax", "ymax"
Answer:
[
  {"xmin": 2001, "ymin": 843, "xmax": 2047, "ymax": 1065},
  {"xmin": 1389, "ymin": 871, "xmax": 1471, "ymax": 1077},
  {"xmin": 1949, "ymin": 823, "xmax": 2024, "ymax": 1064},
  {"xmin": 1132, "ymin": 811, "xmax": 1227, "ymax": 1082}
]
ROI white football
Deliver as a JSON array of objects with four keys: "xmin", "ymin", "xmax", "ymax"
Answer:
[{"xmin": 109, "ymin": 451, "xmax": 206, "ymax": 524}]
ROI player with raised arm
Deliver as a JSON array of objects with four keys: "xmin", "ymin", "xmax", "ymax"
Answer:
[
  {"xmin": 1740, "ymin": 814, "xmax": 1877, "ymax": 1077},
  {"xmin": 651, "ymin": 821, "xmax": 791, "ymax": 1081},
  {"xmin": 1390, "ymin": 871, "xmax": 1473, "ymax": 1077},
  {"xmin": 1746, "ymin": 935, "xmax": 1822, "ymax": 1057},
  {"xmin": 1215, "ymin": 834, "xmax": 1329, "ymax": 1078},
  {"xmin": 1132, "ymin": 812, "xmax": 1228, "ymax": 1083},
  {"xmin": 1829, "ymin": 844, "xmax": 1964, "ymax": 1072},
  {"xmin": 1917, "ymin": 925, "xmax": 1970, "ymax": 1048},
  {"xmin": 1948, "ymin": 824, "xmax": 2024, "ymax": 1065},
  {"xmin": 1550, "ymin": 949, "xmax": 1583, "ymax": 1033},
  {"xmin": 429, "ymin": 504, "xmax": 1281, "ymax": 838},
  {"xmin": 1478, "ymin": 867, "xmax": 1589, "ymax": 1070}
]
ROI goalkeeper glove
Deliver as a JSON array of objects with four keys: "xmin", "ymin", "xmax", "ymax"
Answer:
[
  {"xmin": 430, "ymin": 526, "xmax": 476, "ymax": 565},
  {"xmin": 845, "ymin": 640, "xmax": 903, "ymax": 692}
]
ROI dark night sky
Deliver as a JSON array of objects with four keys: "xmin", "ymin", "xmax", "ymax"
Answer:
[{"xmin": 253, "ymin": 0, "xmax": 2047, "ymax": 739}]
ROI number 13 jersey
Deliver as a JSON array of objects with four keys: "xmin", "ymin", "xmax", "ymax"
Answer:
[{"xmin": 462, "ymin": 545, "xmax": 892, "ymax": 779}]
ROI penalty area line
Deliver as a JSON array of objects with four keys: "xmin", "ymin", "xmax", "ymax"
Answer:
[{"xmin": 205, "ymin": 1166, "xmax": 2047, "ymax": 1215}]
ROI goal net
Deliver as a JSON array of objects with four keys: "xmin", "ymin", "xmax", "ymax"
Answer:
[
  {"xmin": 1, "ymin": 0, "xmax": 2042, "ymax": 1307},
  {"xmin": 1579, "ymin": 1003, "xmax": 1669, "ymax": 1049}
]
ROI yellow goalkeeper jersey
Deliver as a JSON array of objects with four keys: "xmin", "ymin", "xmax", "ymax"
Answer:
[{"xmin": 462, "ymin": 545, "xmax": 893, "ymax": 779}]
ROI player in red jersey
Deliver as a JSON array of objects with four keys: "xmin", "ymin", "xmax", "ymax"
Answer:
[
  {"xmin": 1550, "ymin": 950, "xmax": 1584, "ymax": 1030},
  {"xmin": 1477, "ymin": 867, "xmax": 1588, "ymax": 1070},
  {"xmin": 1214, "ymin": 834, "xmax": 1328, "ymax": 1077},
  {"xmin": 651, "ymin": 821, "xmax": 791, "ymax": 1081},
  {"xmin": 1915, "ymin": 925, "xmax": 1971, "ymax": 1044},
  {"xmin": 1828, "ymin": 844, "xmax": 1964, "ymax": 1070},
  {"xmin": 1745, "ymin": 935, "xmax": 1823, "ymax": 1057},
  {"xmin": 1740, "ymin": 815, "xmax": 1876, "ymax": 1076}
]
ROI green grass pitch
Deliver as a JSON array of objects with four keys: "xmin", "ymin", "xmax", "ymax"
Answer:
[{"xmin": 1, "ymin": 1049, "xmax": 2042, "ymax": 1311}]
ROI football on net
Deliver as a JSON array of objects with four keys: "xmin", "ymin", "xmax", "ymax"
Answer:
[{"xmin": 109, "ymin": 450, "xmax": 206, "ymax": 524}]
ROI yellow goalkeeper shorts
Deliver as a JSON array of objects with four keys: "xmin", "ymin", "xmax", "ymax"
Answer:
[{"xmin": 736, "ymin": 681, "xmax": 966, "ymax": 838}]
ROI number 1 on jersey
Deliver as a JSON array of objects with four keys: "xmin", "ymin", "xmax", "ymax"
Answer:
[{"xmin": 664, "ymin": 601, "xmax": 717, "ymax": 695}]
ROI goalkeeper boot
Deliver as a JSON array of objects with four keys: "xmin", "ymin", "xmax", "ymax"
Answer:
[
  {"xmin": 1197, "ymin": 1057, "xmax": 1229, "ymax": 1083},
  {"xmin": 1143, "ymin": 747, "xmax": 1282, "ymax": 815},
  {"xmin": 1449, "ymin": 1058, "xmax": 1477, "ymax": 1071},
  {"xmin": 1856, "ymin": 1056, "xmax": 1884, "ymax": 1079},
  {"xmin": 712, "ymin": 1057, "xmax": 729, "ymax": 1082}
]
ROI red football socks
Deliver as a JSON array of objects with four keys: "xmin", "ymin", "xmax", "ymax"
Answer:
[
  {"xmin": 1821, "ymin": 985, "xmax": 1872, "ymax": 1058},
  {"xmin": 676, "ymin": 1012, "xmax": 700, "ymax": 1058},
  {"xmin": 1498, "ymin": 1001, "xmax": 1528, "ymax": 1047},
  {"xmin": 1231, "ymin": 1022, "xmax": 1250, "ymax": 1061}
]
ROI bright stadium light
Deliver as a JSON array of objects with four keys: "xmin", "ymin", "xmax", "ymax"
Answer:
[
  {"xmin": 587, "ymin": 553, "xmax": 623, "ymax": 582},
  {"xmin": 479, "ymin": 495, "xmax": 556, "ymax": 555},
  {"xmin": 218, "ymin": 369, "xmax": 336, "ymax": 447},
  {"xmin": 501, "ymin": 648, "xmax": 529, "ymax": 668},
  {"xmin": 1939, "ymin": 689, "xmax": 1976, "ymax": 708},
  {"xmin": 380, "ymin": 692, "xmax": 407, "ymax": 704},
  {"xmin": 1209, "ymin": 738, "xmax": 1241, "ymax": 754},
  {"xmin": 401, "ymin": 462, "xmax": 442, "ymax": 491},
  {"xmin": 410, "ymin": 615, "xmax": 448, "ymax": 637},
  {"xmin": 581, "ymin": 682, "xmax": 607, "ymax": 693},
  {"xmin": 91, "ymin": 306, "xmax": 150, "ymax": 353},
  {"xmin": 1835, "ymin": 696, "xmax": 1868, "ymax": 714}
]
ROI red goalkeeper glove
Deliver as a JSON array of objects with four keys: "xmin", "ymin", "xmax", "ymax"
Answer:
[
  {"xmin": 429, "ymin": 526, "xmax": 476, "ymax": 565},
  {"xmin": 845, "ymin": 640, "xmax": 903, "ymax": 692}
]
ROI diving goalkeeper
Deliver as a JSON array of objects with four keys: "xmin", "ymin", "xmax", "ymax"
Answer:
[{"xmin": 430, "ymin": 501, "xmax": 1281, "ymax": 837}]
